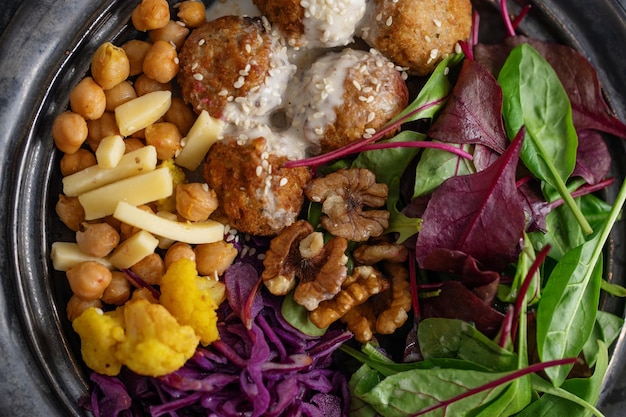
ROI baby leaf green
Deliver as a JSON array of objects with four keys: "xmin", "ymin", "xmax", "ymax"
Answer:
[{"xmin": 498, "ymin": 43, "xmax": 591, "ymax": 234}]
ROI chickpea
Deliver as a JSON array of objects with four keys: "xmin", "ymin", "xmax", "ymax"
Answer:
[
  {"xmin": 101, "ymin": 271, "xmax": 131, "ymax": 305},
  {"xmin": 122, "ymin": 39, "xmax": 151, "ymax": 76},
  {"xmin": 130, "ymin": 253, "xmax": 165, "ymax": 286},
  {"xmin": 132, "ymin": 0, "xmax": 170, "ymax": 32},
  {"xmin": 86, "ymin": 112, "xmax": 119, "ymax": 151},
  {"xmin": 124, "ymin": 137, "xmax": 145, "ymax": 153},
  {"xmin": 164, "ymin": 242, "xmax": 196, "ymax": 270},
  {"xmin": 52, "ymin": 111, "xmax": 88, "ymax": 154},
  {"xmin": 91, "ymin": 42, "xmax": 130, "ymax": 90},
  {"xmin": 69, "ymin": 77, "xmax": 106, "ymax": 120},
  {"xmin": 104, "ymin": 80, "xmax": 137, "ymax": 112},
  {"xmin": 177, "ymin": 1, "xmax": 207, "ymax": 28},
  {"xmin": 165, "ymin": 97, "xmax": 195, "ymax": 136},
  {"xmin": 194, "ymin": 241, "xmax": 238, "ymax": 277},
  {"xmin": 76, "ymin": 222, "xmax": 120, "ymax": 257},
  {"xmin": 176, "ymin": 182, "xmax": 219, "ymax": 221},
  {"xmin": 143, "ymin": 40, "xmax": 179, "ymax": 84},
  {"xmin": 56, "ymin": 195, "xmax": 85, "ymax": 231},
  {"xmin": 144, "ymin": 122, "xmax": 182, "ymax": 160},
  {"xmin": 66, "ymin": 261, "xmax": 113, "ymax": 300},
  {"xmin": 133, "ymin": 73, "xmax": 171, "ymax": 96},
  {"xmin": 66, "ymin": 295, "xmax": 102, "ymax": 322},
  {"xmin": 149, "ymin": 20, "xmax": 190, "ymax": 50},
  {"xmin": 60, "ymin": 149, "xmax": 97, "ymax": 176}
]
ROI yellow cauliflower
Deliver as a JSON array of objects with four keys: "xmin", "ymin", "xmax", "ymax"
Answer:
[
  {"xmin": 160, "ymin": 258, "xmax": 223, "ymax": 346},
  {"xmin": 116, "ymin": 298, "xmax": 199, "ymax": 377},
  {"xmin": 72, "ymin": 307, "xmax": 125, "ymax": 376},
  {"xmin": 72, "ymin": 296, "xmax": 199, "ymax": 377},
  {"xmin": 157, "ymin": 159, "xmax": 187, "ymax": 212}
]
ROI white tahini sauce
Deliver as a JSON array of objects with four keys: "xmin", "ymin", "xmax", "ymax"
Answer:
[{"xmin": 301, "ymin": 0, "xmax": 366, "ymax": 48}]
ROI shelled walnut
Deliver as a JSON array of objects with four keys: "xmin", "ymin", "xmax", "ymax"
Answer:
[
  {"xmin": 261, "ymin": 220, "xmax": 349, "ymax": 310},
  {"xmin": 305, "ymin": 168, "xmax": 390, "ymax": 242}
]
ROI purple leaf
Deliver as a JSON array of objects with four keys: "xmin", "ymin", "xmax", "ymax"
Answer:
[
  {"xmin": 475, "ymin": 36, "xmax": 626, "ymax": 138},
  {"xmin": 573, "ymin": 129, "xmax": 611, "ymax": 185},
  {"xmin": 420, "ymin": 281, "xmax": 505, "ymax": 338},
  {"xmin": 88, "ymin": 373, "xmax": 132, "ymax": 417},
  {"xmin": 429, "ymin": 58, "xmax": 508, "ymax": 153},
  {"xmin": 224, "ymin": 262, "xmax": 263, "ymax": 328},
  {"xmin": 415, "ymin": 129, "xmax": 526, "ymax": 272}
]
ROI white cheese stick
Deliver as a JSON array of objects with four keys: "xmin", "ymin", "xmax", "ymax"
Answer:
[
  {"xmin": 50, "ymin": 242, "xmax": 113, "ymax": 271},
  {"xmin": 115, "ymin": 90, "xmax": 172, "ymax": 136},
  {"xmin": 113, "ymin": 201, "xmax": 225, "ymax": 244},
  {"xmin": 63, "ymin": 145, "xmax": 157, "ymax": 197},
  {"xmin": 175, "ymin": 110, "xmax": 224, "ymax": 170},
  {"xmin": 109, "ymin": 230, "xmax": 159, "ymax": 270},
  {"xmin": 78, "ymin": 167, "xmax": 173, "ymax": 220}
]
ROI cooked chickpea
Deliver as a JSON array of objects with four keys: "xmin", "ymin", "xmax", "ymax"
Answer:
[
  {"xmin": 177, "ymin": 1, "xmax": 207, "ymax": 28},
  {"xmin": 132, "ymin": 0, "xmax": 170, "ymax": 32},
  {"xmin": 122, "ymin": 39, "xmax": 151, "ymax": 76},
  {"xmin": 144, "ymin": 122, "xmax": 182, "ymax": 160},
  {"xmin": 124, "ymin": 137, "xmax": 145, "ymax": 153},
  {"xmin": 76, "ymin": 222, "xmax": 120, "ymax": 257},
  {"xmin": 176, "ymin": 182, "xmax": 219, "ymax": 221},
  {"xmin": 133, "ymin": 73, "xmax": 172, "ymax": 96},
  {"xmin": 101, "ymin": 271, "xmax": 131, "ymax": 305},
  {"xmin": 194, "ymin": 241, "xmax": 238, "ymax": 277},
  {"xmin": 143, "ymin": 40, "xmax": 179, "ymax": 84},
  {"xmin": 149, "ymin": 20, "xmax": 190, "ymax": 50},
  {"xmin": 164, "ymin": 241, "xmax": 196, "ymax": 270},
  {"xmin": 86, "ymin": 112, "xmax": 119, "ymax": 151},
  {"xmin": 69, "ymin": 77, "xmax": 106, "ymax": 120},
  {"xmin": 52, "ymin": 111, "xmax": 88, "ymax": 154},
  {"xmin": 66, "ymin": 261, "xmax": 113, "ymax": 300},
  {"xmin": 56, "ymin": 195, "xmax": 85, "ymax": 231},
  {"xmin": 66, "ymin": 295, "xmax": 102, "ymax": 322},
  {"xmin": 165, "ymin": 97, "xmax": 195, "ymax": 136},
  {"xmin": 60, "ymin": 149, "xmax": 97, "ymax": 176},
  {"xmin": 104, "ymin": 80, "xmax": 137, "ymax": 112},
  {"xmin": 130, "ymin": 253, "xmax": 165, "ymax": 286},
  {"xmin": 91, "ymin": 42, "xmax": 130, "ymax": 90}
]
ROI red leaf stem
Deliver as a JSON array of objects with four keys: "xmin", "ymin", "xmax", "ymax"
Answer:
[
  {"xmin": 359, "ymin": 141, "xmax": 473, "ymax": 160},
  {"xmin": 410, "ymin": 357, "xmax": 578, "ymax": 416}
]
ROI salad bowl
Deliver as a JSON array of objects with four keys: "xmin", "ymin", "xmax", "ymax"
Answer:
[{"xmin": 1, "ymin": 0, "xmax": 626, "ymax": 415}]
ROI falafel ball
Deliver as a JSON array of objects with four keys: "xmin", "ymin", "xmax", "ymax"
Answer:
[
  {"xmin": 360, "ymin": 0, "xmax": 472, "ymax": 76},
  {"xmin": 288, "ymin": 48, "xmax": 409, "ymax": 154},
  {"xmin": 178, "ymin": 15, "xmax": 295, "ymax": 123},
  {"xmin": 203, "ymin": 136, "xmax": 312, "ymax": 236},
  {"xmin": 253, "ymin": 0, "xmax": 366, "ymax": 48}
]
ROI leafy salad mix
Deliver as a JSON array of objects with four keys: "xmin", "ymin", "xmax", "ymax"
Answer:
[{"xmin": 70, "ymin": 0, "xmax": 626, "ymax": 416}]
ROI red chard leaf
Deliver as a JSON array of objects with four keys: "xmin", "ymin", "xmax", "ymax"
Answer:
[
  {"xmin": 415, "ymin": 129, "xmax": 526, "ymax": 272},
  {"xmin": 474, "ymin": 36, "xmax": 626, "ymax": 139},
  {"xmin": 573, "ymin": 129, "xmax": 611, "ymax": 185},
  {"xmin": 420, "ymin": 281, "xmax": 505, "ymax": 338},
  {"xmin": 428, "ymin": 58, "xmax": 509, "ymax": 154}
]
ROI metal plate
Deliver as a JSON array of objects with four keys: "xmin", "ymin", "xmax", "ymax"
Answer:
[{"xmin": 1, "ymin": 0, "xmax": 625, "ymax": 415}]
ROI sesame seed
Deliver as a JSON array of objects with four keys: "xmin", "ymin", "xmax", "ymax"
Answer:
[
  {"xmin": 245, "ymin": 44, "xmax": 252, "ymax": 53},
  {"xmin": 198, "ymin": 39, "xmax": 205, "ymax": 46},
  {"xmin": 256, "ymin": 166, "xmax": 263, "ymax": 176},
  {"xmin": 386, "ymin": 16, "xmax": 393, "ymax": 26},
  {"xmin": 176, "ymin": 20, "xmax": 186, "ymax": 27},
  {"xmin": 279, "ymin": 177, "xmax": 288, "ymax": 186},
  {"xmin": 233, "ymin": 77, "xmax": 245, "ymax": 89},
  {"xmin": 425, "ymin": 35, "xmax": 432, "ymax": 43},
  {"xmin": 218, "ymin": 89, "xmax": 229, "ymax": 96},
  {"xmin": 365, "ymin": 127, "xmax": 376, "ymax": 135},
  {"xmin": 314, "ymin": 127, "xmax": 324, "ymax": 135},
  {"xmin": 367, "ymin": 112, "xmax": 376, "ymax": 123},
  {"xmin": 352, "ymin": 80, "xmax": 362, "ymax": 90},
  {"xmin": 191, "ymin": 62, "xmax": 199, "ymax": 70},
  {"xmin": 433, "ymin": 18, "xmax": 442, "ymax": 27},
  {"xmin": 174, "ymin": 57, "xmax": 179, "ymax": 64},
  {"xmin": 193, "ymin": 73, "xmax": 204, "ymax": 81},
  {"xmin": 202, "ymin": 183, "xmax": 209, "ymax": 191}
]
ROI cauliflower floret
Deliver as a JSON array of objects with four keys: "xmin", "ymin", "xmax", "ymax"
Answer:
[
  {"xmin": 160, "ymin": 258, "xmax": 223, "ymax": 346},
  {"xmin": 157, "ymin": 159, "xmax": 187, "ymax": 212},
  {"xmin": 116, "ymin": 298, "xmax": 199, "ymax": 377},
  {"xmin": 72, "ymin": 307, "xmax": 125, "ymax": 376},
  {"xmin": 72, "ymin": 296, "xmax": 199, "ymax": 377}
]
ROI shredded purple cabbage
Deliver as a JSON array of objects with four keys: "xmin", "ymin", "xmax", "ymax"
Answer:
[{"xmin": 82, "ymin": 255, "xmax": 352, "ymax": 417}]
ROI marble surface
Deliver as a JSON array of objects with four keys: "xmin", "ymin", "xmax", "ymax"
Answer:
[{"xmin": 1, "ymin": 1, "xmax": 626, "ymax": 416}]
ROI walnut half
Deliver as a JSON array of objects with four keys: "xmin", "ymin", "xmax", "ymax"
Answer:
[
  {"xmin": 305, "ymin": 168, "xmax": 390, "ymax": 242},
  {"xmin": 261, "ymin": 220, "xmax": 349, "ymax": 311}
]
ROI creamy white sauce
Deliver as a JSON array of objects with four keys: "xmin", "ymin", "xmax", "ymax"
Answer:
[{"xmin": 301, "ymin": 0, "xmax": 366, "ymax": 48}]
